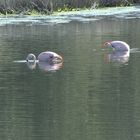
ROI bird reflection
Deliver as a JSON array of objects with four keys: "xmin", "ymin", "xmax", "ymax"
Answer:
[
  {"xmin": 27, "ymin": 61, "xmax": 63, "ymax": 72},
  {"xmin": 105, "ymin": 51, "xmax": 130, "ymax": 65},
  {"xmin": 38, "ymin": 62, "xmax": 63, "ymax": 72},
  {"xmin": 26, "ymin": 61, "xmax": 37, "ymax": 70}
]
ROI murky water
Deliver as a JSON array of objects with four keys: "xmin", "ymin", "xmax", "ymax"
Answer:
[{"xmin": 0, "ymin": 7, "xmax": 140, "ymax": 140}]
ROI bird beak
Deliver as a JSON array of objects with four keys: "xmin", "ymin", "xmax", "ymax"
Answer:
[
  {"xmin": 103, "ymin": 42, "xmax": 108, "ymax": 46},
  {"xmin": 103, "ymin": 42, "xmax": 107, "ymax": 46},
  {"xmin": 53, "ymin": 54, "xmax": 63, "ymax": 63}
]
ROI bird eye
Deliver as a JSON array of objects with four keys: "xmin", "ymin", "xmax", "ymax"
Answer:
[{"xmin": 50, "ymin": 55, "xmax": 53, "ymax": 59}]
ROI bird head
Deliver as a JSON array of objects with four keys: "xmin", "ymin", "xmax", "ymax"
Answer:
[
  {"xmin": 49, "ymin": 52, "xmax": 63, "ymax": 63},
  {"xmin": 26, "ymin": 53, "xmax": 36, "ymax": 62},
  {"xmin": 103, "ymin": 41, "xmax": 112, "ymax": 47}
]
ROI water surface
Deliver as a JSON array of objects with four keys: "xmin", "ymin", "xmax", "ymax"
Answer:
[{"xmin": 0, "ymin": 7, "xmax": 140, "ymax": 140}]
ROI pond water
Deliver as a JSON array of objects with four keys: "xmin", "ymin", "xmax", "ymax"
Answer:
[{"xmin": 0, "ymin": 7, "xmax": 140, "ymax": 140}]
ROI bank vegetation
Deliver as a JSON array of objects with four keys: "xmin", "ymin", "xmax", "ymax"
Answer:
[{"xmin": 0, "ymin": 0, "xmax": 140, "ymax": 15}]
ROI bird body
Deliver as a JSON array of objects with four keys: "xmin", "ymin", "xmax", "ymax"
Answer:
[
  {"xmin": 104, "ymin": 41, "xmax": 130, "ymax": 51},
  {"xmin": 26, "ymin": 51, "xmax": 63, "ymax": 63},
  {"xmin": 37, "ymin": 51, "xmax": 62, "ymax": 62}
]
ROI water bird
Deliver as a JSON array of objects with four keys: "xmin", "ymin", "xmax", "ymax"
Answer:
[
  {"xmin": 26, "ymin": 51, "xmax": 63, "ymax": 71},
  {"xmin": 26, "ymin": 51, "xmax": 63, "ymax": 63},
  {"xmin": 104, "ymin": 41, "xmax": 130, "ymax": 51}
]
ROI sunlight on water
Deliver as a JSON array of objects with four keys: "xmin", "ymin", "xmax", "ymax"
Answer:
[
  {"xmin": 130, "ymin": 48, "xmax": 140, "ymax": 53},
  {"xmin": 13, "ymin": 60, "xmax": 27, "ymax": 63}
]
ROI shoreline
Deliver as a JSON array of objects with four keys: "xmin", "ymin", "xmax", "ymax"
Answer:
[
  {"xmin": 0, "ymin": 0, "xmax": 133, "ymax": 15},
  {"xmin": 53, "ymin": 5, "xmax": 140, "ymax": 16},
  {"xmin": 0, "ymin": 5, "xmax": 140, "ymax": 26},
  {"xmin": 0, "ymin": 5, "xmax": 140, "ymax": 17}
]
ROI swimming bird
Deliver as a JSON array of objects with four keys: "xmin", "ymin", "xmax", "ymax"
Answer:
[
  {"xmin": 104, "ymin": 41, "xmax": 130, "ymax": 51},
  {"xmin": 26, "ymin": 51, "xmax": 63, "ymax": 63}
]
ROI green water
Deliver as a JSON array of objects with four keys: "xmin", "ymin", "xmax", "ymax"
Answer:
[{"xmin": 0, "ymin": 13, "xmax": 140, "ymax": 140}]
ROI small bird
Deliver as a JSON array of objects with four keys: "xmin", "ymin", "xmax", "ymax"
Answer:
[
  {"xmin": 26, "ymin": 51, "xmax": 63, "ymax": 63},
  {"xmin": 104, "ymin": 41, "xmax": 130, "ymax": 51}
]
